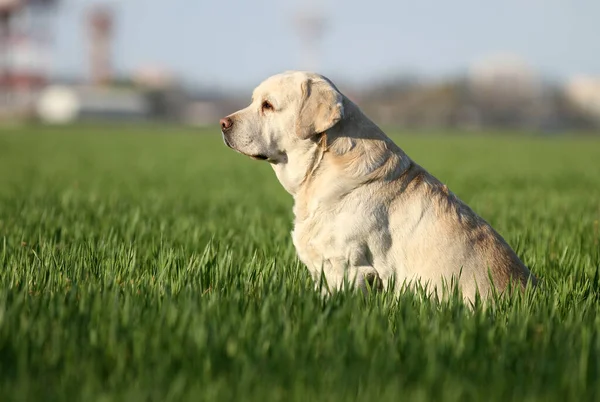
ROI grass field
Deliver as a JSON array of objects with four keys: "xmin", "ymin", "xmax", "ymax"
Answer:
[{"xmin": 0, "ymin": 125, "xmax": 599, "ymax": 401}]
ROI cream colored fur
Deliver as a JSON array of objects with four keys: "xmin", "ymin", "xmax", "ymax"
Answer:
[{"xmin": 221, "ymin": 71, "xmax": 536, "ymax": 303}]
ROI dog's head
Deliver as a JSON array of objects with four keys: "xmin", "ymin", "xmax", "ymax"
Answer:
[{"xmin": 220, "ymin": 71, "xmax": 344, "ymax": 163}]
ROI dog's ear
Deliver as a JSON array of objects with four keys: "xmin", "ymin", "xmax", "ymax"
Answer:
[{"xmin": 296, "ymin": 78, "xmax": 344, "ymax": 140}]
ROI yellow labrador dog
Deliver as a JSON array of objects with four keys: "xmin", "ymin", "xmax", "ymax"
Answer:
[{"xmin": 220, "ymin": 71, "xmax": 535, "ymax": 302}]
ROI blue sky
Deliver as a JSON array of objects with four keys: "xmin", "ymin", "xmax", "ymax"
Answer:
[{"xmin": 50, "ymin": 0, "xmax": 600, "ymax": 89}]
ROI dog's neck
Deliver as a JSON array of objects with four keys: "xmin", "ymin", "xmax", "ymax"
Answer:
[
  {"xmin": 270, "ymin": 135, "xmax": 326, "ymax": 196},
  {"xmin": 274, "ymin": 99, "xmax": 413, "ymax": 220},
  {"xmin": 316, "ymin": 100, "xmax": 412, "ymax": 186}
]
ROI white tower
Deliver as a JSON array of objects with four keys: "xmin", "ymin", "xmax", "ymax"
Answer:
[{"xmin": 292, "ymin": 1, "xmax": 327, "ymax": 72}]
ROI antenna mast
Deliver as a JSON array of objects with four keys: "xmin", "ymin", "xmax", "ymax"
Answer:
[{"xmin": 292, "ymin": 1, "xmax": 327, "ymax": 72}]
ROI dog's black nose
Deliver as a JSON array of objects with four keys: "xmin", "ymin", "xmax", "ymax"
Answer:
[{"xmin": 220, "ymin": 117, "xmax": 233, "ymax": 131}]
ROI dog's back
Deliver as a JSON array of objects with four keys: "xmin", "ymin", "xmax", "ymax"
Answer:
[{"xmin": 385, "ymin": 161, "xmax": 534, "ymax": 300}]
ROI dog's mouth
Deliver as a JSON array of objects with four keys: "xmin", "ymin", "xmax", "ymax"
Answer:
[
  {"xmin": 222, "ymin": 132, "xmax": 270, "ymax": 162},
  {"xmin": 222, "ymin": 132, "xmax": 234, "ymax": 149}
]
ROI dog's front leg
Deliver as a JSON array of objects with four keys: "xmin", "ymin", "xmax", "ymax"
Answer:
[{"xmin": 312, "ymin": 261, "xmax": 382, "ymax": 296}]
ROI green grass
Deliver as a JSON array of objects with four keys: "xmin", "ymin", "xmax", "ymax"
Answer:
[{"xmin": 0, "ymin": 125, "xmax": 599, "ymax": 401}]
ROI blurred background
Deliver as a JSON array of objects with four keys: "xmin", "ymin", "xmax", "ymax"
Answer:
[{"xmin": 1, "ymin": 0, "xmax": 599, "ymax": 132}]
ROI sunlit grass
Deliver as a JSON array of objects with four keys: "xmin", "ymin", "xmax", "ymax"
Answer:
[{"xmin": 0, "ymin": 125, "xmax": 599, "ymax": 401}]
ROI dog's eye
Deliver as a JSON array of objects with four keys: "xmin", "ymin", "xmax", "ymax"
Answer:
[{"xmin": 262, "ymin": 100, "xmax": 273, "ymax": 112}]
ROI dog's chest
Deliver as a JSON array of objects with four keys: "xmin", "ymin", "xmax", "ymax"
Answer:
[{"xmin": 291, "ymin": 203, "xmax": 382, "ymax": 277}]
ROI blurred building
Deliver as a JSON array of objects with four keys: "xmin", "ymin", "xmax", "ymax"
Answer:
[
  {"xmin": 0, "ymin": 0, "xmax": 58, "ymax": 120},
  {"xmin": 36, "ymin": 85, "xmax": 149, "ymax": 123},
  {"xmin": 469, "ymin": 54, "xmax": 541, "ymax": 98},
  {"xmin": 565, "ymin": 76, "xmax": 600, "ymax": 124},
  {"xmin": 468, "ymin": 54, "xmax": 545, "ymax": 128}
]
